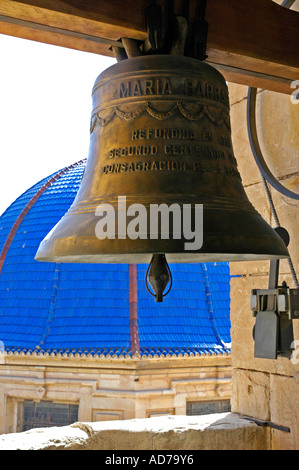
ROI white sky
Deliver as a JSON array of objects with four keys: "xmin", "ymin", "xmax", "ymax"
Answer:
[{"xmin": 0, "ymin": 33, "xmax": 115, "ymax": 216}]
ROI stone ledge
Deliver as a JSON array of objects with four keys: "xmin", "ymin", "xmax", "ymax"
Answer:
[{"xmin": 0, "ymin": 413, "xmax": 270, "ymax": 450}]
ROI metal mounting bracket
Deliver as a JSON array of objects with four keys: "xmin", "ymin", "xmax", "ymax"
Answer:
[
  {"xmin": 251, "ymin": 286, "xmax": 299, "ymax": 359},
  {"xmin": 251, "ymin": 227, "xmax": 299, "ymax": 359}
]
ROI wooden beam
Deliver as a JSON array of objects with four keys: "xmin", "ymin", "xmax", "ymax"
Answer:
[
  {"xmin": 209, "ymin": 61, "xmax": 296, "ymax": 96},
  {"xmin": 0, "ymin": 0, "xmax": 298, "ymax": 94},
  {"xmin": 205, "ymin": 0, "xmax": 299, "ymax": 94}
]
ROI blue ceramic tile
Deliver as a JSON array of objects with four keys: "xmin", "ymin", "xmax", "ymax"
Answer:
[{"xmin": 0, "ymin": 161, "xmax": 231, "ymax": 356}]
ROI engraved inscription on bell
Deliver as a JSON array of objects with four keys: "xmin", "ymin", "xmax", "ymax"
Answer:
[
  {"xmin": 35, "ymin": 55, "xmax": 289, "ymax": 264},
  {"xmin": 88, "ymin": 55, "xmax": 239, "ymax": 199}
]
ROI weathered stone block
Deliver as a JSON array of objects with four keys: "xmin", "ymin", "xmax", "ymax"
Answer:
[
  {"xmin": 270, "ymin": 374, "xmax": 299, "ymax": 450},
  {"xmin": 228, "ymin": 83, "xmax": 249, "ymax": 107},
  {"xmin": 257, "ymin": 91, "xmax": 299, "ymax": 183},
  {"xmin": 231, "ymin": 369, "xmax": 270, "ymax": 420},
  {"xmin": 229, "ymin": 97, "xmax": 262, "ymax": 187}
]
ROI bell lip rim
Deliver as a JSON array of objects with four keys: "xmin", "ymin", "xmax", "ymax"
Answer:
[{"xmin": 35, "ymin": 252, "xmax": 289, "ymax": 264}]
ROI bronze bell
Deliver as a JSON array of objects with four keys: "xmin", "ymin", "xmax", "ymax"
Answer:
[{"xmin": 35, "ymin": 55, "xmax": 288, "ymax": 267}]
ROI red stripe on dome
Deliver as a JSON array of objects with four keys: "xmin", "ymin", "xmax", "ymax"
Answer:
[
  {"xmin": 0, "ymin": 159, "xmax": 86, "ymax": 275},
  {"xmin": 129, "ymin": 264, "xmax": 140, "ymax": 355}
]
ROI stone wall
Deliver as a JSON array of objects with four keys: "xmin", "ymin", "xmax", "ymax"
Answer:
[
  {"xmin": 0, "ymin": 413, "xmax": 270, "ymax": 450},
  {"xmin": 0, "ymin": 353, "xmax": 231, "ymax": 434},
  {"xmin": 228, "ymin": 82, "xmax": 299, "ymax": 450}
]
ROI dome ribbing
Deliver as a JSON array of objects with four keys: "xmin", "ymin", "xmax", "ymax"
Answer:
[{"xmin": 0, "ymin": 160, "xmax": 231, "ymax": 357}]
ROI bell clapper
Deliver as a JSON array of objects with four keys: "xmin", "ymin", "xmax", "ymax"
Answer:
[{"xmin": 145, "ymin": 254, "xmax": 172, "ymax": 302}]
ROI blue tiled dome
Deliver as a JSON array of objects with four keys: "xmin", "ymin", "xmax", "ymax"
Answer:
[{"xmin": 0, "ymin": 160, "xmax": 231, "ymax": 358}]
